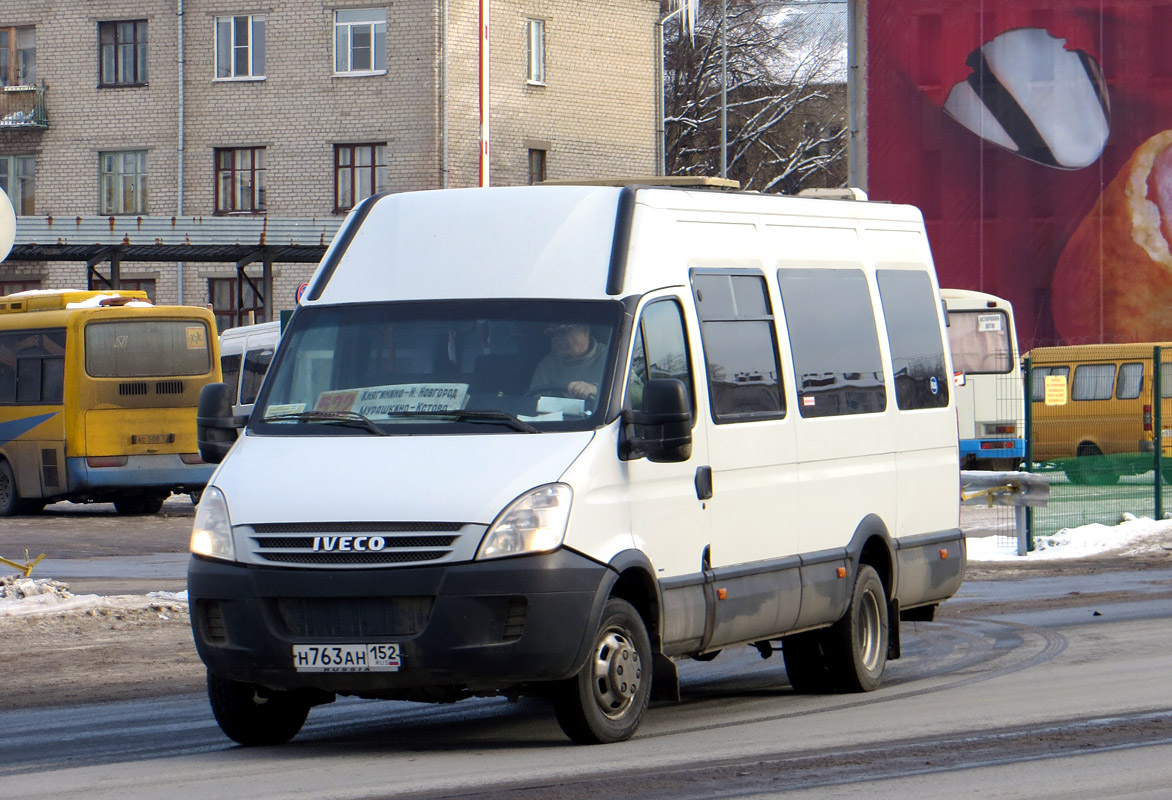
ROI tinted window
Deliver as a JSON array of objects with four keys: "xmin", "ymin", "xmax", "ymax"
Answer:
[
  {"xmin": 240, "ymin": 346, "xmax": 275, "ymax": 405},
  {"xmin": 627, "ymin": 300, "xmax": 693, "ymax": 413},
  {"xmin": 692, "ymin": 271, "xmax": 784, "ymax": 422},
  {"xmin": 86, "ymin": 319, "xmax": 212, "ymax": 378},
  {"xmin": 877, "ymin": 270, "xmax": 949, "ymax": 409},
  {"xmin": 1117, "ymin": 362, "xmax": 1143, "ymax": 399},
  {"xmin": 778, "ymin": 268, "xmax": 886, "ymax": 417},
  {"xmin": 1030, "ymin": 365, "xmax": 1069, "ymax": 401},
  {"xmin": 1072, "ymin": 364, "xmax": 1114, "ymax": 401},
  {"xmin": 0, "ymin": 329, "xmax": 66, "ymax": 405},
  {"xmin": 221, "ymin": 353, "xmax": 242, "ymax": 402}
]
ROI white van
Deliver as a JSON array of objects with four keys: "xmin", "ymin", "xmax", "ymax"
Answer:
[
  {"xmin": 217, "ymin": 320, "xmax": 280, "ymax": 418},
  {"xmin": 192, "ymin": 184, "xmax": 963, "ymax": 747}
]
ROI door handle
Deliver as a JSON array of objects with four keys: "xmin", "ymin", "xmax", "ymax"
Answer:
[{"xmin": 695, "ymin": 465, "xmax": 713, "ymax": 500}]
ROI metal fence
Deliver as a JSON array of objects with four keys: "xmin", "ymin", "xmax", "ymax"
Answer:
[{"xmin": 1023, "ymin": 344, "xmax": 1172, "ymax": 541}]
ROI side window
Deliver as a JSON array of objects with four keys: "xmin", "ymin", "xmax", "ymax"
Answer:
[
  {"xmin": 1030, "ymin": 365, "xmax": 1069, "ymax": 401},
  {"xmin": 240, "ymin": 346, "xmax": 275, "ymax": 405},
  {"xmin": 1071, "ymin": 364, "xmax": 1115, "ymax": 401},
  {"xmin": 221, "ymin": 353, "xmax": 243, "ymax": 402},
  {"xmin": 1117, "ymin": 362, "xmax": 1143, "ymax": 399},
  {"xmin": 1162, "ymin": 362, "xmax": 1172, "ymax": 399},
  {"xmin": 778, "ymin": 267, "xmax": 886, "ymax": 418},
  {"xmin": 691, "ymin": 271, "xmax": 784, "ymax": 422},
  {"xmin": 0, "ymin": 329, "xmax": 65, "ymax": 404},
  {"xmin": 627, "ymin": 299, "xmax": 692, "ymax": 413},
  {"xmin": 877, "ymin": 270, "xmax": 949, "ymax": 410}
]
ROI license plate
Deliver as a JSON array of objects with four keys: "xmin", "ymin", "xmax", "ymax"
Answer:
[
  {"xmin": 132, "ymin": 433, "xmax": 175, "ymax": 445},
  {"xmin": 292, "ymin": 643, "xmax": 401, "ymax": 673}
]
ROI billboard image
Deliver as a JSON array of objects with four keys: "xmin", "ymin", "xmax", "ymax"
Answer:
[{"xmin": 866, "ymin": 0, "xmax": 1172, "ymax": 349}]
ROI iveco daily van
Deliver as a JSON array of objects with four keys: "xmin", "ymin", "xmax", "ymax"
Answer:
[
  {"xmin": 191, "ymin": 183, "xmax": 964, "ymax": 746},
  {"xmin": 218, "ymin": 320, "xmax": 280, "ymax": 418}
]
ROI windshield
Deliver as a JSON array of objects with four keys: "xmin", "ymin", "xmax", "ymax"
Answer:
[
  {"xmin": 85, "ymin": 318, "xmax": 213, "ymax": 378},
  {"xmin": 253, "ymin": 300, "xmax": 626, "ymax": 434}
]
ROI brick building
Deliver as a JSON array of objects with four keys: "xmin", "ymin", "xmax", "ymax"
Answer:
[{"xmin": 0, "ymin": 0, "xmax": 659, "ymax": 328}]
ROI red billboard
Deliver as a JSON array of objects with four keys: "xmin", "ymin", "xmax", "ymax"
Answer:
[{"xmin": 866, "ymin": 1, "xmax": 1172, "ymax": 349}]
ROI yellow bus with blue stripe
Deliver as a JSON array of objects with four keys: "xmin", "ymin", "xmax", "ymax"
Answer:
[{"xmin": 0, "ymin": 290, "xmax": 219, "ymax": 515}]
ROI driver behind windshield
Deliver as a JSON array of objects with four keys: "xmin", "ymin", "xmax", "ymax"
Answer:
[{"xmin": 529, "ymin": 323, "xmax": 607, "ymax": 401}]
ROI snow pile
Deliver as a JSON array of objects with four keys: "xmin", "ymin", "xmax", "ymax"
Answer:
[
  {"xmin": 968, "ymin": 513, "xmax": 1172, "ymax": 561},
  {"xmin": 0, "ymin": 574, "xmax": 187, "ymax": 619}
]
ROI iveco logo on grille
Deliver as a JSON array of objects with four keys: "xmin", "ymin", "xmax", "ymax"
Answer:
[{"xmin": 312, "ymin": 536, "xmax": 388, "ymax": 552}]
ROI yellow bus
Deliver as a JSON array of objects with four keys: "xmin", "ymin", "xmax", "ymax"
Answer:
[
  {"xmin": 1028, "ymin": 342, "xmax": 1172, "ymax": 484},
  {"xmin": 0, "ymin": 290, "xmax": 220, "ymax": 515}
]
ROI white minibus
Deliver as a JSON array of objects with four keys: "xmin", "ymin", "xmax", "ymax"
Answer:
[
  {"xmin": 218, "ymin": 320, "xmax": 280, "ymax": 418},
  {"xmin": 192, "ymin": 183, "xmax": 964, "ymax": 746}
]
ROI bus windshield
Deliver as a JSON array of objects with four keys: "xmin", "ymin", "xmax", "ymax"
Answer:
[
  {"xmin": 85, "ymin": 319, "xmax": 213, "ymax": 378},
  {"xmin": 254, "ymin": 300, "xmax": 626, "ymax": 434},
  {"xmin": 947, "ymin": 309, "xmax": 1013, "ymax": 374}
]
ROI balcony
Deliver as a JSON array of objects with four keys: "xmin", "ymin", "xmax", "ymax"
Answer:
[{"xmin": 0, "ymin": 83, "xmax": 47, "ymax": 129}]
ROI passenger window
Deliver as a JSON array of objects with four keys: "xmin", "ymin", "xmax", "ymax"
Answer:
[
  {"xmin": 240, "ymin": 347, "xmax": 275, "ymax": 405},
  {"xmin": 1030, "ymin": 365, "xmax": 1069, "ymax": 401},
  {"xmin": 691, "ymin": 271, "xmax": 785, "ymax": 422},
  {"xmin": 876, "ymin": 270, "xmax": 949, "ymax": 410},
  {"xmin": 626, "ymin": 299, "xmax": 692, "ymax": 413},
  {"xmin": 1071, "ymin": 364, "xmax": 1115, "ymax": 401},
  {"xmin": 221, "ymin": 353, "xmax": 242, "ymax": 401},
  {"xmin": 1162, "ymin": 362, "xmax": 1172, "ymax": 398},
  {"xmin": 1117, "ymin": 363, "xmax": 1143, "ymax": 399},
  {"xmin": 778, "ymin": 268, "xmax": 886, "ymax": 417}
]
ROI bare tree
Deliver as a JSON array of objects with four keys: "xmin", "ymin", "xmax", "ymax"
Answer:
[{"xmin": 663, "ymin": 0, "xmax": 848, "ymax": 193}]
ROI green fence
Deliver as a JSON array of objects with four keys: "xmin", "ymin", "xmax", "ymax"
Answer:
[{"xmin": 1024, "ymin": 344, "xmax": 1172, "ymax": 541}]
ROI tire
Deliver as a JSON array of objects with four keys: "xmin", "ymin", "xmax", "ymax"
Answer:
[
  {"xmin": 824, "ymin": 565, "xmax": 889, "ymax": 693},
  {"xmin": 0, "ymin": 459, "xmax": 22, "ymax": 517},
  {"xmin": 207, "ymin": 672, "xmax": 310, "ymax": 746},
  {"xmin": 114, "ymin": 492, "xmax": 166, "ymax": 515},
  {"xmin": 554, "ymin": 598, "xmax": 652, "ymax": 744},
  {"xmin": 1066, "ymin": 444, "xmax": 1118, "ymax": 486},
  {"xmin": 781, "ymin": 629, "xmax": 837, "ymax": 694}
]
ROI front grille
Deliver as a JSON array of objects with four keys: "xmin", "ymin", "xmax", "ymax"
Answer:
[
  {"xmin": 245, "ymin": 522, "xmax": 475, "ymax": 568},
  {"xmin": 119, "ymin": 382, "xmax": 148, "ymax": 396},
  {"xmin": 276, "ymin": 596, "xmax": 432, "ymax": 637},
  {"xmin": 156, "ymin": 380, "xmax": 184, "ymax": 394}
]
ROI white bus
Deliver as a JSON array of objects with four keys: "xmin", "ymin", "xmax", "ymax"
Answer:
[{"xmin": 941, "ymin": 288, "xmax": 1025, "ymax": 470}]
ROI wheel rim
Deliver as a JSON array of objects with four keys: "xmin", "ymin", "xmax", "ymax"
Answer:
[
  {"xmin": 590, "ymin": 627, "xmax": 642, "ymax": 719},
  {"xmin": 856, "ymin": 587, "xmax": 883, "ymax": 673},
  {"xmin": 0, "ymin": 469, "xmax": 12, "ymax": 509}
]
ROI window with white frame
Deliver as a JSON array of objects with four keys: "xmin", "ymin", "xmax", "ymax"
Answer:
[
  {"xmin": 334, "ymin": 143, "xmax": 386, "ymax": 212},
  {"xmin": 215, "ymin": 15, "xmax": 265, "ymax": 79},
  {"xmin": 526, "ymin": 18, "xmax": 545, "ymax": 84},
  {"xmin": 98, "ymin": 20, "xmax": 148, "ymax": 86},
  {"xmin": 0, "ymin": 26, "xmax": 35, "ymax": 86},
  {"xmin": 334, "ymin": 9, "xmax": 386, "ymax": 74},
  {"xmin": 0, "ymin": 155, "xmax": 34, "ymax": 215},
  {"xmin": 215, "ymin": 147, "xmax": 267, "ymax": 214},
  {"xmin": 100, "ymin": 151, "xmax": 148, "ymax": 215}
]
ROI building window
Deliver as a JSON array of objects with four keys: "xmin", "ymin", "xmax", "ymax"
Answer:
[
  {"xmin": 100, "ymin": 151, "xmax": 148, "ymax": 215},
  {"xmin": 215, "ymin": 15, "xmax": 265, "ymax": 79},
  {"xmin": 334, "ymin": 9, "xmax": 386, "ymax": 74},
  {"xmin": 99, "ymin": 21, "xmax": 148, "ymax": 87},
  {"xmin": 209, "ymin": 277, "xmax": 264, "ymax": 331},
  {"xmin": 117, "ymin": 278, "xmax": 156, "ymax": 303},
  {"xmin": 528, "ymin": 148, "xmax": 546, "ymax": 184},
  {"xmin": 0, "ymin": 155, "xmax": 34, "ymax": 215},
  {"xmin": 215, "ymin": 147, "xmax": 267, "ymax": 214},
  {"xmin": 334, "ymin": 143, "xmax": 386, "ymax": 212},
  {"xmin": 0, "ymin": 26, "xmax": 35, "ymax": 86},
  {"xmin": 526, "ymin": 18, "xmax": 545, "ymax": 84},
  {"xmin": 0, "ymin": 279, "xmax": 41, "ymax": 296}
]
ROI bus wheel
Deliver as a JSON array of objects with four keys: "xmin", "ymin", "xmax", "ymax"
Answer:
[
  {"xmin": 0, "ymin": 460, "xmax": 20, "ymax": 516},
  {"xmin": 824, "ymin": 565, "xmax": 888, "ymax": 693},
  {"xmin": 554, "ymin": 597, "xmax": 651, "ymax": 744},
  {"xmin": 113, "ymin": 492, "xmax": 167, "ymax": 515},
  {"xmin": 781, "ymin": 630, "xmax": 837, "ymax": 693},
  {"xmin": 207, "ymin": 671, "xmax": 310, "ymax": 746}
]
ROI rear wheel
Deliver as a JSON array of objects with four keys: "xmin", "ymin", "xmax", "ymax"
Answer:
[
  {"xmin": 114, "ymin": 492, "xmax": 167, "ymax": 515},
  {"xmin": 1066, "ymin": 444, "xmax": 1118, "ymax": 485},
  {"xmin": 781, "ymin": 630, "xmax": 837, "ymax": 693},
  {"xmin": 207, "ymin": 672, "xmax": 310, "ymax": 746},
  {"xmin": 823, "ymin": 565, "xmax": 889, "ymax": 692},
  {"xmin": 0, "ymin": 460, "xmax": 22, "ymax": 517},
  {"xmin": 554, "ymin": 598, "xmax": 652, "ymax": 744}
]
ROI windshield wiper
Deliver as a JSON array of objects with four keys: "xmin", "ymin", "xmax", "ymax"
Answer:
[
  {"xmin": 263, "ymin": 411, "xmax": 388, "ymax": 435},
  {"xmin": 382, "ymin": 409, "xmax": 539, "ymax": 433}
]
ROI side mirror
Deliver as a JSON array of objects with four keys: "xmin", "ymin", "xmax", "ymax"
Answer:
[
  {"xmin": 197, "ymin": 383, "xmax": 246, "ymax": 464},
  {"xmin": 622, "ymin": 378, "xmax": 693, "ymax": 463}
]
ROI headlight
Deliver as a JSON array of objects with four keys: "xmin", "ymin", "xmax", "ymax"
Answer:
[
  {"xmin": 190, "ymin": 486, "xmax": 236, "ymax": 562},
  {"xmin": 477, "ymin": 484, "xmax": 572, "ymax": 560}
]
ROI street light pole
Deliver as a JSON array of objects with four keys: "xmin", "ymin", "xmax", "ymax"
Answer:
[
  {"xmin": 657, "ymin": 7, "xmax": 683, "ymax": 176},
  {"xmin": 720, "ymin": 0, "xmax": 727, "ymax": 179}
]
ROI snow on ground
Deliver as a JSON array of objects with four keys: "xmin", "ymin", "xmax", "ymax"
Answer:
[{"xmin": 1, "ymin": 517, "xmax": 1170, "ymax": 617}]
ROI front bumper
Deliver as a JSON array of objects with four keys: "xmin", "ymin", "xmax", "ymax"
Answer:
[{"xmin": 188, "ymin": 548, "xmax": 611, "ymax": 695}]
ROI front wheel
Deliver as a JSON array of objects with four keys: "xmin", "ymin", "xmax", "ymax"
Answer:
[
  {"xmin": 207, "ymin": 672, "xmax": 310, "ymax": 746},
  {"xmin": 554, "ymin": 597, "xmax": 652, "ymax": 744},
  {"xmin": 824, "ymin": 565, "xmax": 889, "ymax": 692}
]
